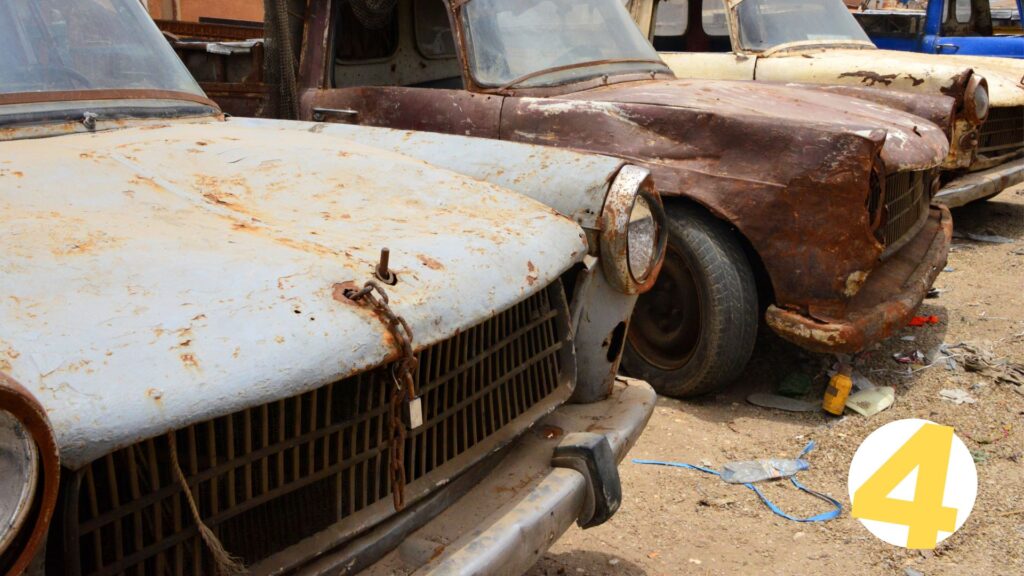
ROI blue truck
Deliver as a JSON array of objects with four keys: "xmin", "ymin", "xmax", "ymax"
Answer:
[{"xmin": 854, "ymin": 0, "xmax": 1023, "ymax": 58}]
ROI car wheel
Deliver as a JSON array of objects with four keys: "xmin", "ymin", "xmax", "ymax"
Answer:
[{"xmin": 622, "ymin": 204, "xmax": 758, "ymax": 398}]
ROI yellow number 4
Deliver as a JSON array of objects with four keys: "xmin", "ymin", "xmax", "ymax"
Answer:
[{"xmin": 852, "ymin": 423, "xmax": 959, "ymax": 549}]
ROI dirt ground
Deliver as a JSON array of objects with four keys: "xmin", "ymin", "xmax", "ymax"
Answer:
[{"xmin": 527, "ymin": 186, "xmax": 1024, "ymax": 576}]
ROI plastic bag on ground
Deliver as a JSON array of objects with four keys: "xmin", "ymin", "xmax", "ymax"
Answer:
[{"xmin": 721, "ymin": 458, "xmax": 809, "ymax": 484}]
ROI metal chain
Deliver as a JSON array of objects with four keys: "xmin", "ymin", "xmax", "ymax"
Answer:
[{"xmin": 343, "ymin": 280, "xmax": 418, "ymax": 511}]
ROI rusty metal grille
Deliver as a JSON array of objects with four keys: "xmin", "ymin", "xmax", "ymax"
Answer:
[
  {"xmin": 64, "ymin": 283, "xmax": 570, "ymax": 576},
  {"xmin": 978, "ymin": 106, "xmax": 1023, "ymax": 157},
  {"xmin": 870, "ymin": 170, "xmax": 930, "ymax": 255}
]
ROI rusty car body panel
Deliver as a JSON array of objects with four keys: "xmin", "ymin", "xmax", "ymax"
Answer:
[
  {"xmin": 630, "ymin": 0, "xmax": 1024, "ymax": 206},
  {"xmin": 156, "ymin": 0, "xmax": 952, "ymax": 375}
]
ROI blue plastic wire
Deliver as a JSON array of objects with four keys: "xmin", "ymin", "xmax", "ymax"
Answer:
[{"xmin": 633, "ymin": 441, "xmax": 842, "ymax": 523}]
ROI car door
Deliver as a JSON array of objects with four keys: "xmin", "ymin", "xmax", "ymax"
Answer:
[
  {"xmin": 927, "ymin": 0, "xmax": 1006, "ymax": 55},
  {"xmin": 646, "ymin": 0, "xmax": 757, "ymax": 81},
  {"xmin": 853, "ymin": 6, "xmax": 929, "ymax": 52},
  {"xmin": 308, "ymin": 0, "xmax": 503, "ymax": 138}
]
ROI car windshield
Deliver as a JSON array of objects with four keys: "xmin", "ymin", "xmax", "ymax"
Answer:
[
  {"xmin": 735, "ymin": 0, "xmax": 873, "ymax": 52},
  {"xmin": 462, "ymin": 0, "xmax": 669, "ymax": 88},
  {"xmin": 0, "ymin": 0, "xmax": 204, "ymax": 102}
]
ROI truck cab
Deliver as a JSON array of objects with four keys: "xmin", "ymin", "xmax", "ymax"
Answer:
[{"xmin": 854, "ymin": 0, "xmax": 1024, "ymax": 57}]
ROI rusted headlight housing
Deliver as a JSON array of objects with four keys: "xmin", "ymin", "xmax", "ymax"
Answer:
[
  {"xmin": 0, "ymin": 374, "xmax": 59, "ymax": 575},
  {"xmin": 964, "ymin": 74, "xmax": 990, "ymax": 124},
  {"xmin": 600, "ymin": 165, "xmax": 667, "ymax": 294}
]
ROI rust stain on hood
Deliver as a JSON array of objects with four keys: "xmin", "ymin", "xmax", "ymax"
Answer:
[
  {"xmin": 0, "ymin": 120, "xmax": 587, "ymax": 468},
  {"xmin": 761, "ymin": 48, "xmax": 1024, "ymax": 107},
  {"xmin": 564, "ymin": 79, "xmax": 948, "ymax": 170}
]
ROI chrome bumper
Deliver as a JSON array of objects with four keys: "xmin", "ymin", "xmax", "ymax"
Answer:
[
  {"xmin": 326, "ymin": 377, "xmax": 656, "ymax": 576},
  {"xmin": 936, "ymin": 157, "xmax": 1024, "ymax": 208}
]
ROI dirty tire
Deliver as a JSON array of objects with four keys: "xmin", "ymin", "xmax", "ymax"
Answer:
[{"xmin": 622, "ymin": 203, "xmax": 758, "ymax": 398}]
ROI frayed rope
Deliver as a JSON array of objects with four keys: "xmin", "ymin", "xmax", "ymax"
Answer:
[{"xmin": 168, "ymin": 433, "xmax": 248, "ymax": 575}]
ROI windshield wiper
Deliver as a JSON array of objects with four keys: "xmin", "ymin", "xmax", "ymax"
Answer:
[{"xmin": 498, "ymin": 58, "xmax": 668, "ymax": 90}]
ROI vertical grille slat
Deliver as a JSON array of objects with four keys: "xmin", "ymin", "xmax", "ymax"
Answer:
[{"xmin": 68, "ymin": 283, "xmax": 570, "ymax": 575}]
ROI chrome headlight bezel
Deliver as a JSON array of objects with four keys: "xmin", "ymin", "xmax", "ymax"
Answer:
[
  {"xmin": 0, "ymin": 374, "xmax": 59, "ymax": 575},
  {"xmin": 0, "ymin": 409, "xmax": 39, "ymax": 554},
  {"xmin": 964, "ymin": 74, "xmax": 990, "ymax": 125},
  {"xmin": 600, "ymin": 165, "xmax": 667, "ymax": 294}
]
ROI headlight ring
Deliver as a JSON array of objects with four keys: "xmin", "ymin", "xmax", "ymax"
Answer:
[
  {"xmin": 600, "ymin": 165, "xmax": 667, "ymax": 294},
  {"xmin": 964, "ymin": 74, "xmax": 990, "ymax": 125},
  {"xmin": 0, "ymin": 373, "xmax": 60, "ymax": 575}
]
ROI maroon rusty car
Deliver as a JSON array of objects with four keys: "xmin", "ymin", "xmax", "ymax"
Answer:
[{"xmin": 160, "ymin": 0, "xmax": 954, "ymax": 397}]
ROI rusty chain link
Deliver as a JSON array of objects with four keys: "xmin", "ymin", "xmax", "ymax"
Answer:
[{"xmin": 343, "ymin": 280, "xmax": 418, "ymax": 511}]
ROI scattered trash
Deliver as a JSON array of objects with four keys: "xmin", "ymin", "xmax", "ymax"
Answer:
[
  {"xmin": 846, "ymin": 387, "xmax": 895, "ymax": 417},
  {"xmin": 851, "ymin": 368, "xmax": 875, "ymax": 391},
  {"xmin": 938, "ymin": 343, "xmax": 959, "ymax": 371},
  {"xmin": 634, "ymin": 442, "xmax": 842, "ymax": 523},
  {"xmin": 904, "ymin": 568, "xmax": 925, "ymax": 576},
  {"xmin": 894, "ymin": 351, "xmax": 926, "ymax": 365},
  {"xmin": 747, "ymin": 393, "xmax": 818, "ymax": 412},
  {"xmin": 939, "ymin": 389, "xmax": 977, "ymax": 405},
  {"xmin": 901, "ymin": 335, "xmax": 917, "ymax": 342},
  {"xmin": 608, "ymin": 558, "xmax": 620, "ymax": 566},
  {"xmin": 721, "ymin": 458, "xmax": 809, "ymax": 484},
  {"xmin": 950, "ymin": 342, "xmax": 1024, "ymax": 387},
  {"xmin": 778, "ymin": 372, "xmax": 814, "ymax": 398},
  {"xmin": 908, "ymin": 315, "xmax": 940, "ymax": 327},
  {"xmin": 953, "ymin": 230, "xmax": 1016, "ymax": 244},
  {"xmin": 943, "ymin": 266, "xmax": 956, "ymax": 273},
  {"xmin": 823, "ymin": 365, "xmax": 853, "ymax": 415},
  {"xmin": 926, "ymin": 287, "xmax": 943, "ymax": 299}
]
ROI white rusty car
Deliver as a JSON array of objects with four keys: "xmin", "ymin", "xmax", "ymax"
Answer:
[
  {"xmin": 0, "ymin": 1, "xmax": 666, "ymax": 574},
  {"xmin": 627, "ymin": 0, "xmax": 1024, "ymax": 207}
]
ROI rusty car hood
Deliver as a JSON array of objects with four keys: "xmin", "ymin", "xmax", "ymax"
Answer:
[
  {"xmin": 759, "ymin": 48, "xmax": 1024, "ymax": 107},
  {"xmin": 564, "ymin": 78, "xmax": 948, "ymax": 169},
  {"xmin": 0, "ymin": 119, "xmax": 587, "ymax": 468}
]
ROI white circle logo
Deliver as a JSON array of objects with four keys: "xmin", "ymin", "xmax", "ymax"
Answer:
[{"xmin": 848, "ymin": 419, "xmax": 977, "ymax": 549}]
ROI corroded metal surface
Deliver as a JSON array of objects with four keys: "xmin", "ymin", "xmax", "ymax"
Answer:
[
  {"xmin": 628, "ymin": 0, "xmax": 1023, "ymax": 182},
  {"xmin": 228, "ymin": 117, "xmax": 625, "ymax": 230},
  {"xmin": 766, "ymin": 206, "xmax": 952, "ymax": 353},
  {"xmin": 0, "ymin": 89, "xmax": 220, "ymax": 110},
  {"xmin": 937, "ymin": 157, "xmax": 1024, "ymax": 207},
  {"xmin": 497, "ymin": 79, "xmax": 946, "ymax": 311},
  {"xmin": 0, "ymin": 119, "xmax": 588, "ymax": 469}
]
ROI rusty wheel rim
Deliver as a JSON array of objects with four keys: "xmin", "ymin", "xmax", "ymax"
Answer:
[{"xmin": 627, "ymin": 243, "xmax": 703, "ymax": 371}]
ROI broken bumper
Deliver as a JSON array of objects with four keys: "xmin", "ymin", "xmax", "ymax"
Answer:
[
  {"xmin": 295, "ymin": 377, "xmax": 655, "ymax": 576},
  {"xmin": 936, "ymin": 157, "xmax": 1024, "ymax": 208},
  {"xmin": 766, "ymin": 207, "xmax": 952, "ymax": 354}
]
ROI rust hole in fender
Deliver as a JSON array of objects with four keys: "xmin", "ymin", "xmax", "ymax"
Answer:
[{"xmin": 605, "ymin": 322, "xmax": 627, "ymax": 363}]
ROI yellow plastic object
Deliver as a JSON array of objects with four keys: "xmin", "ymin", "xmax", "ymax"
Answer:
[{"xmin": 823, "ymin": 368, "xmax": 853, "ymax": 415}]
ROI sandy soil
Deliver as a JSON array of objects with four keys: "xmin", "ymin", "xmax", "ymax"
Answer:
[{"xmin": 527, "ymin": 186, "xmax": 1024, "ymax": 576}]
